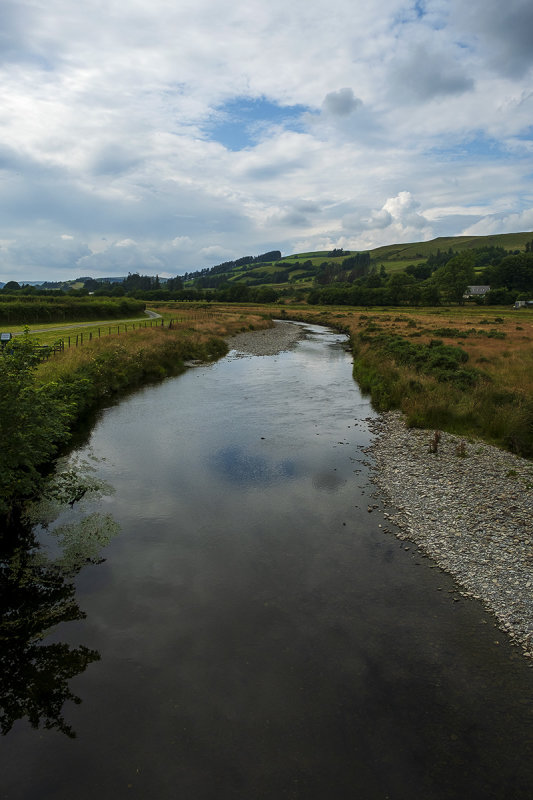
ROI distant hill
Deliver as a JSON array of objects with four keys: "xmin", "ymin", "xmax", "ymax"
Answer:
[{"xmin": 183, "ymin": 231, "xmax": 533, "ymax": 290}]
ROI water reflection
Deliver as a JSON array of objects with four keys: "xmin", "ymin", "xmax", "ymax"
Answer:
[
  {"xmin": 311, "ymin": 470, "xmax": 346, "ymax": 492},
  {"xmin": 0, "ymin": 462, "xmax": 119, "ymax": 738},
  {"xmin": 212, "ymin": 445, "xmax": 297, "ymax": 485}
]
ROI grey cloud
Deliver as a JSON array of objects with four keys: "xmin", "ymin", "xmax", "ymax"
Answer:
[
  {"xmin": 0, "ymin": 1, "xmax": 59, "ymax": 70},
  {"xmin": 91, "ymin": 145, "xmax": 144, "ymax": 177},
  {"xmin": 77, "ymin": 243, "xmax": 166, "ymax": 275},
  {"xmin": 0, "ymin": 237, "xmax": 92, "ymax": 275},
  {"xmin": 296, "ymin": 201, "xmax": 321, "ymax": 213},
  {"xmin": 342, "ymin": 208, "xmax": 393, "ymax": 232},
  {"xmin": 390, "ymin": 45, "xmax": 474, "ymax": 102},
  {"xmin": 322, "ymin": 88, "xmax": 362, "ymax": 117},
  {"xmin": 277, "ymin": 212, "xmax": 309, "ymax": 227},
  {"xmin": 244, "ymin": 158, "xmax": 306, "ymax": 181},
  {"xmin": 452, "ymin": 0, "xmax": 533, "ymax": 77},
  {"xmin": 0, "ymin": 1, "xmax": 31, "ymax": 63}
]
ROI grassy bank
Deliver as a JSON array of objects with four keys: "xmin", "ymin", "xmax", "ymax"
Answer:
[
  {"xmin": 1, "ymin": 305, "xmax": 272, "ymax": 521},
  {"xmin": 278, "ymin": 305, "xmax": 533, "ymax": 457}
]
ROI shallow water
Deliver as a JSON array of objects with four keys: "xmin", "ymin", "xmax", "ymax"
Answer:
[{"xmin": 1, "ymin": 323, "xmax": 532, "ymax": 799}]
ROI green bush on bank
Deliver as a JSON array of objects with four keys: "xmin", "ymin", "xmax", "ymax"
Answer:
[{"xmin": 0, "ymin": 336, "xmax": 73, "ymax": 519}]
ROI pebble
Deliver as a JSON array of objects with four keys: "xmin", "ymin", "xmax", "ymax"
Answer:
[
  {"xmin": 227, "ymin": 320, "xmax": 305, "ymax": 357},
  {"xmin": 368, "ymin": 411, "xmax": 533, "ymax": 660}
]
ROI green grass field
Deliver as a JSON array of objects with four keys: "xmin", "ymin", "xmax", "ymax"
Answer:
[{"xmin": 5, "ymin": 312, "xmax": 162, "ymax": 346}]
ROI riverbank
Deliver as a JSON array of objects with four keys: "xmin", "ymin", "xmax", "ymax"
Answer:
[{"xmin": 369, "ymin": 411, "xmax": 533, "ymax": 660}]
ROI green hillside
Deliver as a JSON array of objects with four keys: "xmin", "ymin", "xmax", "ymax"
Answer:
[{"xmin": 184, "ymin": 231, "xmax": 533, "ymax": 289}]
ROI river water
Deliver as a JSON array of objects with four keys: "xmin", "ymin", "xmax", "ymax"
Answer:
[{"xmin": 1, "ymin": 322, "xmax": 532, "ymax": 799}]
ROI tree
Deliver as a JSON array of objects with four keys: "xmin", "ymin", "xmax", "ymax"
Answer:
[
  {"xmin": 489, "ymin": 252, "xmax": 533, "ymax": 293},
  {"xmin": 386, "ymin": 272, "xmax": 417, "ymax": 304},
  {"xmin": 433, "ymin": 251, "xmax": 475, "ymax": 304},
  {"xmin": 2, "ymin": 281, "xmax": 21, "ymax": 292}
]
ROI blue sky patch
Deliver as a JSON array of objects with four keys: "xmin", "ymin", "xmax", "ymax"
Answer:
[
  {"xmin": 429, "ymin": 133, "xmax": 510, "ymax": 161},
  {"xmin": 206, "ymin": 97, "xmax": 310, "ymax": 151},
  {"xmin": 414, "ymin": 0, "xmax": 426, "ymax": 18}
]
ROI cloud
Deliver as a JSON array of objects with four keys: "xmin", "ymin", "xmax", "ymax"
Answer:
[
  {"xmin": 451, "ymin": 0, "xmax": 533, "ymax": 78},
  {"xmin": 0, "ymin": 0, "xmax": 530, "ymax": 281},
  {"xmin": 461, "ymin": 207, "xmax": 533, "ymax": 236},
  {"xmin": 0, "ymin": 236, "xmax": 92, "ymax": 281},
  {"xmin": 322, "ymin": 88, "xmax": 362, "ymax": 117},
  {"xmin": 389, "ymin": 44, "xmax": 474, "ymax": 101},
  {"xmin": 341, "ymin": 192, "xmax": 432, "ymax": 248}
]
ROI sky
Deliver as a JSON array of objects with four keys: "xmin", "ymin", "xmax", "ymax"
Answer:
[{"xmin": 0, "ymin": 0, "xmax": 532, "ymax": 282}]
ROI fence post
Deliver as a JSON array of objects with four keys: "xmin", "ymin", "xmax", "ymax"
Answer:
[
  {"xmin": 68, "ymin": 336, "xmax": 71, "ymax": 348},
  {"xmin": 98, "ymin": 328, "xmax": 101, "ymax": 337},
  {"xmin": 81, "ymin": 333, "xmax": 83, "ymax": 345},
  {"xmin": 76, "ymin": 335, "xmax": 78, "ymax": 346},
  {"xmin": 89, "ymin": 332, "xmax": 92, "ymax": 341}
]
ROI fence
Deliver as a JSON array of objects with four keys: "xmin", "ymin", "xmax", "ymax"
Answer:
[{"xmin": 62, "ymin": 317, "xmax": 170, "ymax": 350}]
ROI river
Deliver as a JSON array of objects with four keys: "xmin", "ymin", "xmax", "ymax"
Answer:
[{"xmin": 1, "ymin": 322, "xmax": 532, "ymax": 799}]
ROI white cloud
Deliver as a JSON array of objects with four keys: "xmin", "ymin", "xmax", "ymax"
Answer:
[
  {"xmin": 0, "ymin": 0, "xmax": 530, "ymax": 280},
  {"xmin": 462, "ymin": 207, "xmax": 533, "ymax": 236}
]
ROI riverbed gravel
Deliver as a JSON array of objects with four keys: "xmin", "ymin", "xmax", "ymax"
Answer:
[
  {"xmin": 368, "ymin": 411, "xmax": 533, "ymax": 660},
  {"xmin": 228, "ymin": 319, "xmax": 305, "ymax": 357}
]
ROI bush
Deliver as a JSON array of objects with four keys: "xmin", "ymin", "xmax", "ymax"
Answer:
[{"xmin": 0, "ymin": 336, "xmax": 73, "ymax": 518}]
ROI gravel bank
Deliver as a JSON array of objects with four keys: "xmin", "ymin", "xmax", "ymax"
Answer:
[
  {"xmin": 228, "ymin": 319, "xmax": 305, "ymax": 356},
  {"xmin": 369, "ymin": 411, "xmax": 533, "ymax": 660}
]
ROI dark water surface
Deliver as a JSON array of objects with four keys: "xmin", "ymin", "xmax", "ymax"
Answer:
[{"xmin": 1, "ymin": 323, "xmax": 532, "ymax": 799}]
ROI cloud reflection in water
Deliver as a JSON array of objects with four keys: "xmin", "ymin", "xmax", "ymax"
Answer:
[{"xmin": 212, "ymin": 445, "xmax": 297, "ymax": 486}]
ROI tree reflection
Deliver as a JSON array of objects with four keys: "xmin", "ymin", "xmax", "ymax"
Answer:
[{"xmin": 0, "ymin": 464, "xmax": 119, "ymax": 738}]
